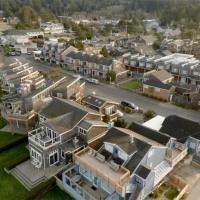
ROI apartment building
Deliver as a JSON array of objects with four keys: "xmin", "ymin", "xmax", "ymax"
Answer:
[
  {"xmin": 124, "ymin": 53, "xmax": 200, "ymax": 85},
  {"xmin": 0, "ymin": 61, "xmax": 85, "ymax": 132},
  {"xmin": 64, "ymin": 51, "xmax": 113, "ymax": 78},
  {"xmin": 40, "ymin": 22, "xmax": 64, "ymax": 35}
]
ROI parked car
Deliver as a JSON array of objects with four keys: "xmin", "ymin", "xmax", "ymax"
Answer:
[
  {"xmin": 86, "ymin": 78, "xmax": 99, "ymax": 85},
  {"xmin": 121, "ymin": 100, "xmax": 139, "ymax": 111}
]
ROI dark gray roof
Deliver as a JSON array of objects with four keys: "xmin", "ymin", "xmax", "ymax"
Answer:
[
  {"xmin": 124, "ymin": 139, "xmax": 151, "ymax": 173},
  {"xmin": 91, "ymin": 127, "xmax": 150, "ymax": 156},
  {"xmin": 128, "ymin": 121, "xmax": 171, "ymax": 145},
  {"xmin": 160, "ymin": 115, "xmax": 200, "ymax": 143},
  {"xmin": 39, "ymin": 98, "xmax": 88, "ymax": 133},
  {"xmin": 135, "ymin": 165, "xmax": 151, "ymax": 179},
  {"xmin": 84, "ymin": 95, "xmax": 106, "ymax": 108},
  {"xmin": 143, "ymin": 79, "xmax": 172, "ymax": 90},
  {"xmin": 67, "ymin": 51, "xmax": 113, "ymax": 66},
  {"xmin": 39, "ymin": 98, "xmax": 87, "ymax": 119},
  {"xmin": 78, "ymin": 120, "xmax": 92, "ymax": 130}
]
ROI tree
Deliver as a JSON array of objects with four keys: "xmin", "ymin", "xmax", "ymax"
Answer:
[
  {"xmin": 100, "ymin": 46, "xmax": 110, "ymax": 57},
  {"xmin": 106, "ymin": 70, "xmax": 116, "ymax": 82},
  {"xmin": 144, "ymin": 110, "xmax": 156, "ymax": 119},
  {"xmin": 114, "ymin": 117, "xmax": 127, "ymax": 128}
]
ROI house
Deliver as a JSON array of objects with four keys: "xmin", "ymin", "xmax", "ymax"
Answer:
[
  {"xmin": 0, "ymin": 61, "xmax": 85, "ymax": 132},
  {"xmin": 82, "ymin": 95, "xmax": 120, "ymax": 121},
  {"xmin": 142, "ymin": 115, "xmax": 200, "ymax": 157},
  {"xmin": 143, "ymin": 70, "xmax": 175, "ymax": 101},
  {"xmin": 52, "ymin": 75, "xmax": 85, "ymax": 101},
  {"xmin": 40, "ymin": 22, "xmax": 64, "ymax": 35},
  {"xmin": 62, "ymin": 120, "xmax": 188, "ymax": 200}
]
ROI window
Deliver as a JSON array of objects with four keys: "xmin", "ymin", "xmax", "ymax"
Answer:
[
  {"xmin": 61, "ymin": 151, "xmax": 65, "ymax": 159},
  {"xmin": 78, "ymin": 127, "xmax": 86, "ymax": 135},
  {"xmin": 49, "ymin": 150, "xmax": 59, "ymax": 165},
  {"xmin": 31, "ymin": 148, "xmax": 41, "ymax": 162}
]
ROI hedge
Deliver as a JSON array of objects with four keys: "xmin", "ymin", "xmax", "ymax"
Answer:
[
  {"xmin": 21, "ymin": 178, "xmax": 56, "ymax": 200},
  {"xmin": 0, "ymin": 135, "xmax": 28, "ymax": 153},
  {"xmin": 4, "ymin": 153, "xmax": 30, "ymax": 171},
  {"xmin": 0, "ymin": 116, "xmax": 7, "ymax": 129}
]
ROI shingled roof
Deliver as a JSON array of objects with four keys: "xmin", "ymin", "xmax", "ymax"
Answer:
[
  {"xmin": 159, "ymin": 115, "xmax": 200, "ymax": 143},
  {"xmin": 128, "ymin": 121, "xmax": 171, "ymax": 145}
]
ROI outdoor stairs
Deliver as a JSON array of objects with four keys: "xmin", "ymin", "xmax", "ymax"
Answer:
[
  {"xmin": 11, "ymin": 167, "xmax": 47, "ymax": 191},
  {"xmin": 154, "ymin": 160, "xmax": 172, "ymax": 186}
]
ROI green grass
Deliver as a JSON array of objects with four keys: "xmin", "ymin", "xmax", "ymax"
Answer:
[
  {"xmin": 0, "ymin": 131, "xmax": 23, "ymax": 147},
  {"xmin": 120, "ymin": 80, "xmax": 142, "ymax": 90},
  {"xmin": 0, "ymin": 143, "xmax": 29, "ymax": 200},
  {"xmin": 40, "ymin": 186, "xmax": 73, "ymax": 200}
]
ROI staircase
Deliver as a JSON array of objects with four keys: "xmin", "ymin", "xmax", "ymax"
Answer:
[
  {"xmin": 11, "ymin": 167, "xmax": 47, "ymax": 191},
  {"xmin": 154, "ymin": 160, "xmax": 172, "ymax": 186}
]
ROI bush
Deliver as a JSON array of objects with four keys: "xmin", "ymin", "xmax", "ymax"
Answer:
[
  {"xmin": 144, "ymin": 110, "xmax": 156, "ymax": 119},
  {"xmin": 165, "ymin": 186, "xmax": 179, "ymax": 200},
  {"xmin": 106, "ymin": 70, "xmax": 116, "ymax": 82},
  {"xmin": 4, "ymin": 153, "xmax": 29, "ymax": 171},
  {"xmin": 114, "ymin": 117, "xmax": 127, "ymax": 128},
  {"xmin": 22, "ymin": 178, "xmax": 56, "ymax": 200},
  {"xmin": 0, "ymin": 117, "xmax": 7, "ymax": 129}
]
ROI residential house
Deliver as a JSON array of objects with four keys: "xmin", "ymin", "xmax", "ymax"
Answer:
[
  {"xmin": 26, "ymin": 98, "xmax": 108, "ymax": 183},
  {"xmin": 62, "ymin": 120, "xmax": 188, "ymax": 200},
  {"xmin": 143, "ymin": 70, "xmax": 175, "ymax": 101},
  {"xmin": 82, "ymin": 95, "xmax": 120, "ymax": 121}
]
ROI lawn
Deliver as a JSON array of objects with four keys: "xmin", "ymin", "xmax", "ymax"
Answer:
[
  {"xmin": 0, "ymin": 131, "xmax": 24, "ymax": 147},
  {"xmin": 0, "ymin": 143, "xmax": 29, "ymax": 200},
  {"xmin": 40, "ymin": 186, "xmax": 73, "ymax": 200},
  {"xmin": 120, "ymin": 80, "xmax": 142, "ymax": 90}
]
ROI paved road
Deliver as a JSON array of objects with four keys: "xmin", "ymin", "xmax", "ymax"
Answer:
[{"xmin": 15, "ymin": 54, "xmax": 200, "ymax": 122}]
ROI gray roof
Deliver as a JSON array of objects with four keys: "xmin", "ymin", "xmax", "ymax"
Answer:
[
  {"xmin": 67, "ymin": 51, "xmax": 113, "ymax": 66},
  {"xmin": 143, "ymin": 79, "xmax": 173, "ymax": 90},
  {"xmin": 53, "ymin": 75, "xmax": 78, "ymax": 91},
  {"xmin": 135, "ymin": 165, "xmax": 151, "ymax": 179},
  {"xmin": 39, "ymin": 98, "xmax": 88, "ymax": 133},
  {"xmin": 84, "ymin": 95, "xmax": 106, "ymax": 108},
  {"xmin": 78, "ymin": 120, "xmax": 107, "ymax": 130}
]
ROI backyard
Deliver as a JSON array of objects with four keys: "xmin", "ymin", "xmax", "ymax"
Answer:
[
  {"xmin": 0, "ymin": 131, "xmax": 24, "ymax": 147},
  {"xmin": 120, "ymin": 79, "xmax": 142, "ymax": 90},
  {"xmin": 0, "ymin": 133, "xmax": 72, "ymax": 200},
  {"xmin": 40, "ymin": 186, "xmax": 73, "ymax": 200}
]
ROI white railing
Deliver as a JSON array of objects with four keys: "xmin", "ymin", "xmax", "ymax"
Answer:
[{"xmin": 28, "ymin": 128, "xmax": 61, "ymax": 149}]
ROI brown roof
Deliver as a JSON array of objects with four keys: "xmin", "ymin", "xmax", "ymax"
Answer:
[{"xmin": 150, "ymin": 70, "xmax": 173, "ymax": 82}]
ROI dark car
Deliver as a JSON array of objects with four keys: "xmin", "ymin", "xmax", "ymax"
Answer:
[{"xmin": 121, "ymin": 100, "xmax": 139, "ymax": 111}]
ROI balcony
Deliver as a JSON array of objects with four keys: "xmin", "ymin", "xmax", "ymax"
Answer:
[
  {"xmin": 28, "ymin": 127, "xmax": 61, "ymax": 149},
  {"xmin": 75, "ymin": 147, "xmax": 130, "ymax": 194},
  {"xmin": 165, "ymin": 144, "xmax": 188, "ymax": 167},
  {"xmin": 63, "ymin": 165, "xmax": 120, "ymax": 200}
]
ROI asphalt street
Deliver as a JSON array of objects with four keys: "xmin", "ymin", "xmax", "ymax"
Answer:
[{"xmin": 14, "ymin": 54, "xmax": 200, "ymax": 122}]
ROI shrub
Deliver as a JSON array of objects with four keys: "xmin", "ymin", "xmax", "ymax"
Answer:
[
  {"xmin": 106, "ymin": 70, "xmax": 116, "ymax": 82},
  {"xmin": 114, "ymin": 117, "xmax": 127, "ymax": 128},
  {"xmin": 165, "ymin": 186, "xmax": 179, "ymax": 200},
  {"xmin": 144, "ymin": 110, "xmax": 156, "ymax": 119},
  {"xmin": 0, "ymin": 116, "xmax": 7, "ymax": 129}
]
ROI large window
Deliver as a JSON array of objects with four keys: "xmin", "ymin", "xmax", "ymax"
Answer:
[
  {"xmin": 78, "ymin": 127, "xmax": 86, "ymax": 135},
  {"xmin": 31, "ymin": 148, "xmax": 41, "ymax": 162},
  {"xmin": 49, "ymin": 150, "xmax": 59, "ymax": 165}
]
